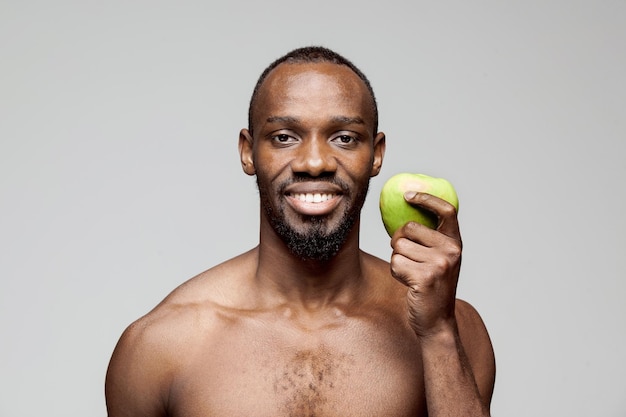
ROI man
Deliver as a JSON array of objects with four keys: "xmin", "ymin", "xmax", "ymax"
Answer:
[{"xmin": 105, "ymin": 46, "xmax": 496, "ymax": 416}]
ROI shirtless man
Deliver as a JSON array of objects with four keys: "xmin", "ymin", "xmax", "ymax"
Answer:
[{"xmin": 105, "ymin": 46, "xmax": 496, "ymax": 417}]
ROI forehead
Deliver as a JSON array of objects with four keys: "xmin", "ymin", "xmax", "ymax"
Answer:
[{"xmin": 252, "ymin": 62, "xmax": 374, "ymax": 131}]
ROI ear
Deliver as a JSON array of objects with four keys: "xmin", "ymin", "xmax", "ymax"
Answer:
[
  {"xmin": 238, "ymin": 129, "xmax": 256, "ymax": 176},
  {"xmin": 370, "ymin": 132, "xmax": 386, "ymax": 177}
]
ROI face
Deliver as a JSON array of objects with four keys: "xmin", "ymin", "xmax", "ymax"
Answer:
[{"xmin": 239, "ymin": 62, "xmax": 385, "ymax": 260}]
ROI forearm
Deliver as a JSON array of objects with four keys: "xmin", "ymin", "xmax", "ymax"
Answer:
[{"xmin": 419, "ymin": 324, "xmax": 490, "ymax": 417}]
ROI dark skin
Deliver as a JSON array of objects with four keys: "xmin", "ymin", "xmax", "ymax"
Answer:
[{"xmin": 105, "ymin": 62, "xmax": 495, "ymax": 416}]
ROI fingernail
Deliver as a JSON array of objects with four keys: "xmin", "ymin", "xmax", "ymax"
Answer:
[{"xmin": 404, "ymin": 191, "xmax": 417, "ymax": 200}]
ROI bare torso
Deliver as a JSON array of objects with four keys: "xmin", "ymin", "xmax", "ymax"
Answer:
[
  {"xmin": 107, "ymin": 56, "xmax": 496, "ymax": 417},
  {"xmin": 127, "ymin": 249, "xmax": 429, "ymax": 417}
]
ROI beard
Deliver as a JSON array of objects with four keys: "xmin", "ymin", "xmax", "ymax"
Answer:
[{"xmin": 257, "ymin": 175, "xmax": 370, "ymax": 262}]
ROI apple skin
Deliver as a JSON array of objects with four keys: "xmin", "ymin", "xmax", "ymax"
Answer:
[{"xmin": 379, "ymin": 173, "xmax": 459, "ymax": 237}]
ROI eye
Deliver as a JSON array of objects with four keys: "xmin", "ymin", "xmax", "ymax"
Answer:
[
  {"xmin": 331, "ymin": 134, "xmax": 359, "ymax": 147},
  {"xmin": 271, "ymin": 133, "xmax": 298, "ymax": 145}
]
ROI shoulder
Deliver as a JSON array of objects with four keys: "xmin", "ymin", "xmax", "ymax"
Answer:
[
  {"xmin": 113, "ymin": 247, "xmax": 260, "ymax": 351},
  {"xmin": 167, "ymin": 247, "xmax": 259, "ymax": 305},
  {"xmin": 105, "ymin": 248, "xmax": 259, "ymax": 415},
  {"xmin": 455, "ymin": 299, "xmax": 496, "ymax": 404},
  {"xmin": 110, "ymin": 247, "xmax": 260, "ymax": 353},
  {"xmin": 105, "ymin": 309, "xmax": 178, "ymax": 416},
  {"xmin": 454, "ymin": 299, "xmax": 493, "ymax": 352},
  {"xmin": 455, "ymin": 299, "xmax": 488, "ymax": 329},
  {"xmin": 105, "ymin": 295, "xmax": 217, "ymax": 415}
]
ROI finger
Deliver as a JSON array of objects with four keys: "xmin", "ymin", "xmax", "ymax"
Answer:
[
  {"xmin": 391, "ymin": 235, "xmax": 430, "ymax": 263},
  {"xmin": 404, "ymin": 192, "xmax": 461, "ymax": 240},
  {"xmin": 389, "ymin": 252, "xmax": 421, "ymax": 287},
  {"xmin": 391, "ymin": 220, "xmax": 441, "ymax": 250},
  {"xmin": 390, "ymin": 251, "xmax": 444, "ymax": 291}
]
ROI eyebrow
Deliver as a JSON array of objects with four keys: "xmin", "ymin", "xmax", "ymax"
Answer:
[
  {"xmin": 266, "ymin": 116, "xmax": 299, "ymax": 124},
  {"xmin": 265, "ymin": 115, "xmax": 365, "ymax": 125},
  {"xmin": 331, "ymin": 116, "xmax": 365, "ymax": 125}
]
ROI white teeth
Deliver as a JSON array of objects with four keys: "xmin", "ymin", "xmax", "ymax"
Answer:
[{"xmin": 292, "ymin": 193, "xmax": 335, "ymax": 203}]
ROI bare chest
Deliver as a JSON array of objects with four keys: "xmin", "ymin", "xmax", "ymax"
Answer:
[{"xmin": 168, "ymin": 315, "xmax": 426, "ymax": 417}]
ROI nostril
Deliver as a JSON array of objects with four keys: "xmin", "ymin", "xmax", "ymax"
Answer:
[
  {"xmin": 292, "ymin": 157, "xmax": 337, "ymax": 177},
  {"xmin": 290, "ymin": 138, "xmax": 338, "ymax": 177}
]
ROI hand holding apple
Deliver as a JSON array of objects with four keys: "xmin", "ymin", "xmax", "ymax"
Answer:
[
  {"xmin": 381, "ymin": 173, "xmax": 463, "ymax": 339},
  {"xmin": 379, "ymin": 173, "xmax": 459, "ymax": 237}
]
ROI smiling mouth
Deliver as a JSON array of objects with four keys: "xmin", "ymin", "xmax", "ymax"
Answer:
[{"xmin": 290, "ymin": 193, "xmax": 337, "ymax": 203}]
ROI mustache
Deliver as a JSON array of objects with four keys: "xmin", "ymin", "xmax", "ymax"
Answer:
[{"xmin": 277, "ymin": 175, "xmax": 351, "ymax": 195}]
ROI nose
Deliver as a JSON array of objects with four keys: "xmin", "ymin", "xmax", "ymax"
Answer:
[{"xmin": 291, "ymin": 137, "xmax": 337, "ymax": 177}]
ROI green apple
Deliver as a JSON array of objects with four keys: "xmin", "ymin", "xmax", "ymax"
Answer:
[{"xmin": 379, "ymin": 173, "xmax": 459, "ymax": 237}]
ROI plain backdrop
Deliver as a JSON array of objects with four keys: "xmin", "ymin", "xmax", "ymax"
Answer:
[{"xmin": 1, "ymin": 1, "xmax": 625, "ymax": 416}]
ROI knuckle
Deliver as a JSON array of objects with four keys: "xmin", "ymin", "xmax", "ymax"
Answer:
[
  {"xmin": 403, "ymin": 221, "xmax": 422, "ymax": 234},
  {"xmin": 440, "ymin": 202, "xmax": 457, "ymax": 217},
  {"xmin": 440, "ymin": 238, "xmax": 462, "ymax": 260},
  {"xmin": 390, "ymin": 255, "xmax": 414, "ymax": 285},
  {"xmin": 394, "ymin": 237, "xmax": 413, "ymax": 253},
  {"xmin": 432, "ymin": 257, "xmax": 452, "ymax": 277},
  {"xmin": 389, "ymin": 253, "xmax": 405, "ymax": 276}
]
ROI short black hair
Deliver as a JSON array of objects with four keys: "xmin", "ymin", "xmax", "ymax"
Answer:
[{"xmin": 247, "ymin": 46, "xmax": 378, "ymax": 135}]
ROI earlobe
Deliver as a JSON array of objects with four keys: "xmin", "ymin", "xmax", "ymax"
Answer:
[
  {"xmin": 371, "ymin": 132, "xmax": 386, "ymax": 177},
  {"xmin": 238, "ymin": 129, "xmax": 256, "ymax": 176}
]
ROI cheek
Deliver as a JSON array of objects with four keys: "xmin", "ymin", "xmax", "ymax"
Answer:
[
  {"xmin": 254, "ymin": 153, "xmax": 291, "ymax": 197},
  {"xmin": 342, "ymin": 152, "xmax": 375, "ymax": 180},
  {"xmin": 254, "ymin": 148, "xmax": 291, "ymax": 176}
]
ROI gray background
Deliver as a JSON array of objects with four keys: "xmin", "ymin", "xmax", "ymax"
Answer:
[{"xmin": 1, "ymin": 1, "xmax": 624, "ymax": 416}]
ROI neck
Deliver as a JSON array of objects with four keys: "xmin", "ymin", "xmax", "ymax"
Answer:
[{"xmin": 254, "ymin": 218, "xmax": 365, "ymax": 309}]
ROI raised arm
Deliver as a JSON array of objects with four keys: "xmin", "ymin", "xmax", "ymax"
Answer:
[{"xmin": 389, "ymin": 191, "xmax": 496, "ymax": 416}]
